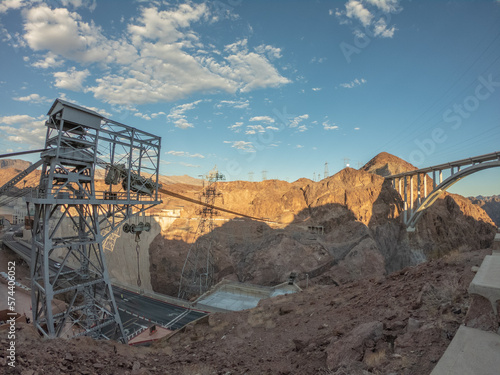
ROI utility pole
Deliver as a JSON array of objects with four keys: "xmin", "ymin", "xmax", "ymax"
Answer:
[
  {"xmin": 179, "ymin": 166, "xmax": 225, "ymax": 300},
  {"xmin": 262, "ymin": 170, "xmax": 268, "ymax": 181}
]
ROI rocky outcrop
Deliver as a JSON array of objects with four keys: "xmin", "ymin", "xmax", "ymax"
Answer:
[
  {"xmin": 469, "ymin": 195, "xmax": 500, "ymax": 227},
  {"xmin": 361, "ymin": 151, "xmax": 417, "ymax": 177},
  {"xmin": 0, "ymin": 158, "xmax": 31, "ymax": 170},
  {"xmin": 149, "ymin": 158, "xmax": 497, "ymax": 297}
]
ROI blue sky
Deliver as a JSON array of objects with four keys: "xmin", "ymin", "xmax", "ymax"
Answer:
[{"xmin": 0, "ymin": 0, "xmax": 499, "ymax": 196}]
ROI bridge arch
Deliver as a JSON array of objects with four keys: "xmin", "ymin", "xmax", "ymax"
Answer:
[{"xmin": 406, "ymin": 160, "xmax": 500, "ymax": 231}]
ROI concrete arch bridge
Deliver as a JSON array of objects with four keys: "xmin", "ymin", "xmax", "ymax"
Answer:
[{"xmin": 385, "ymin": 151, "xmax": 500, "ymax": 232}]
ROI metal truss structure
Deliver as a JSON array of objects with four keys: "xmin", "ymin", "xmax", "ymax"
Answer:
[
  {"xmin": 25, "ymin": 99, "xmax": 161, "ymax": 342},
  {"xmin": 178, "ymin": 167, "xmax": 225, "ymax": 300}
]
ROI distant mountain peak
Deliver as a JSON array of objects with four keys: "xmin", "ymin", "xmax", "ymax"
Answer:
[{"xmin": 361, "ymin": 152, "xmax": 417, "ymax": 177}]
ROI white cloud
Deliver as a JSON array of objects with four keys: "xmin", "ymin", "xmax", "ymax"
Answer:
[
  {"xmin": 134, "ymin": 112, "xmax": 151, "ymax": 120},
  {"xmin": 223, "ymin": 140, "xmax": 255, "ymax": 153},
  {"xmin": 296, "ymin": 145, "xmax": 304, "ymax": 149},
  {"xmin": 266, "ymin": 126, "xmax": 279, "ymax": 131},
  {"xmin": 0, "ymin": 114, "xmax": 35, "ymax": 125},
  {"xmin": 166, "ymin": 150, "xmax": 205, "ymax": 158},
  {"xmin": 249, "ymin": 115, "xmax": 274, "ymax": 123},
  {"xmin": 85, "ymin": 106, "xmax": 111, "ymax": 117},
  {"xmin": 312, "ymin": 87, "xmax": 321, "ymax": 91},
  {"xmin": 254, "ymin": 44, "xmax": 282, "ymax": 59},
  {"xmin": 151, "ymin": 111, "xmax": 166, "ymax": 118},
  {"xmin": 336, "ymin": 0, "xmax": 401, "ymax": 39},
  {"xmin": 53, "ymin": 67, "xmax": 90, "ymax": 91},
  {"xmin": 298, "ymin": 124, "xmax": 308, "ymax": 132},
  {"xmin": 217, "ymin": 100, "xmax": 249, "ymax": 109},
  {"xmin": 354, "ymin": 127, "xmax": 360, "ymax": 130},
  {"xmin": 365, "ymin": 0, "xmax": 400, "ymax": 13},
  {"xmin": 228, "ymin": 121, "xmax": 243, "ymax": 132},
  {"xmin": 60, "ymin": 0, "xmax": 97, "ymax": 11},
  {"xmin": 167, "ymin": 100, "xmax": 202, "ymax": 129},
  {"xmin": 0, "ymin": 0, "xmax": 25, "ymax": 14},
  {"xmin": 13, "ymin": 93, "xmax": 51, "ymax": 104},
  {"xmin": 32, "ymin": 52, "xmax": 64, "ymax": 69},
  {"xmin": 21, "ymin": 4, "xmax": 289, "ymax": 105},
  {"xmin": 345, "ymin": 0, "xmax": 373, "ymax": 27},
  {"xmin": 373, "ymin": 18, "xmax": 396, "ymax": 38},
  {"xmin": 289, "ymin": 114, "xmax": 309, "ymax": 128},
  {"xmin": 323, "ymin": 121, "xmax": 339, "ymax": 130},
  {"xmin": 0, "ymin": 114, "xmax": 46, "ymax": 147},
  {"xmin": 339, "ymin": 78, "xmax": 366, "ymax": 88},
  {"xmin": 245, "ymin": 124, "xmax": 265, "ymax": 134}
]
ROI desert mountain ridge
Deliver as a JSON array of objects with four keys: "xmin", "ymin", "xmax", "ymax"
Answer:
[{"xmin": 0, "ymin": 151, "xmax": 498, "ymax": 374}]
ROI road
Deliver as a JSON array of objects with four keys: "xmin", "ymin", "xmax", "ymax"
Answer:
[{"xmin": 1, "ymin": 232, "xmax": 207, "ymax": 342}]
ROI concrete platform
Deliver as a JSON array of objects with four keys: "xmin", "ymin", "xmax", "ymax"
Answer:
[
  {"xmin": 430, "ymin": 325, "xmax": 500, "ymax": 375},
  {"xmin": 468, "ymin": 255, "xmax": 500, "ymax": 315},
  {"xmin": 195, "ymin": 280, "xmax": 300, "ymax": 311}
]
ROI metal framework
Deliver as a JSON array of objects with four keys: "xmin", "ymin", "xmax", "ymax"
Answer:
[
  {"xmin": 386, "ymin": 151, "xmax": 500, "ymax": 231},
  {"xmin": 25, "ymin": 99, "xmax": 161, "ymax": 342},
  {"xmin": 178, "ymin": 167, "xmax": 225, "ymax": 300}
]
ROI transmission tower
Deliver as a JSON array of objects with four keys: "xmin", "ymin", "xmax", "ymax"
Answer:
[
  {"xmin": 26, "ymin": 99, "xmax": 161, "ymax": 342},
  {"xmin": 343, "ymin": 157, "xmax": 351, "ymax": 168},
  {"xmin": 178, "ymin": 166, "xmax": 225, "ymax": 300},
  {"xmin": 248, "ymin": 171, "xmax": 254, "ymax": 181},
  {"xmin": 324, "ymin": 162, "xmax": 329, "ymax": 179},
  {"xmin": 312, "ymin": 172, "xmax": 316, "ymax": 181},
  {"xmin": 262, "ymin": 170, "xmax": 268, "ymax": 181}
]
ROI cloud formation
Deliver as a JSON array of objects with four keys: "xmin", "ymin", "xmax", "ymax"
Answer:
[
  {"xmin": 224, "ymin": 140, "xmax": 255, "ymax": 153},
  {"xmin": 336, "ymin": 0, "xmax": 401, "ymax": 39},
  {"xmin": 339, "ymin": 78, "xmax": 366, "ymax": 88},
  {"xmin": 21, "ymin": 4, "xmax": 290, "ymax": 105},
  {"xmin": 167, "ymin": 100, "xmax": 202, "ymax": 129},
  {"xmin": 13, "ymin": 93, "xmax": 51, "ymax": 104},
  {"xmin": 0, "ymin": 114, "xmax": 46, "ymax": 147}
]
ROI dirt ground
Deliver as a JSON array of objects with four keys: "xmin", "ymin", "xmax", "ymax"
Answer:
[{"xmin": 0, "ymin": 246, "xmax": 492, "ymax": 375}]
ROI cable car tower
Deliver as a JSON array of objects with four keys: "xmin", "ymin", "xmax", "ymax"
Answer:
[
  {"xmin": 26, "ymin": 99, "xmax": 161, "ymax": 342},
  {"xmin": 178, "ymin": 166, "xmax": 225, "ymax": 300}
]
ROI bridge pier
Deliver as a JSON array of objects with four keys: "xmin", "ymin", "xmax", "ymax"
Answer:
[{"xmin": 385, "ymin": 151, "xmax": 500, "ymax": 231}]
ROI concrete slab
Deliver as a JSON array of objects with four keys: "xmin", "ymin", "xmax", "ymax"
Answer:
[
  {"xmin": 430, "ymin": 325, "xmax": 500, "ymax": 375},
  {"xmin": 468, "ymin": 255, "xmax": 500, "ymax": 315},
  {"xmin": 195, "ymin": 280, "xmax": 300, "ymax": 311}
]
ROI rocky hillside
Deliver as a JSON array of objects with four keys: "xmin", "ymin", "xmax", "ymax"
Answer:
[
  {"xmin": 361, "ymin": 152, "xmax": 417, "ymax": 177},
  {"xmin": 2, "ymin": 247, "xmax": 492, "ymax": 375},
  {"xmin": 469, "ymin": 195, "xmax": 500, "ymax": 226},
  {"xmin": 0, "ymin": 158, "xmax": 31, "ymax": 170},
  {"xmin": 149, "ymin": 153, "xmax": 496, "ymax": 297}
]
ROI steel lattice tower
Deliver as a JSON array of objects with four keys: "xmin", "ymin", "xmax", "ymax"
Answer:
[
  {"xmin": 178, "ymin": 166, "xmax": 225, "ymax": 300},
  {"xmin": 26, "ymin": 99, "xmax": 161, "ymax": 342}
]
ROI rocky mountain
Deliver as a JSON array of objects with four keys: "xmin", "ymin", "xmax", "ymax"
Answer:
[
  {"xmin": 149, "ymin": 153, "xmax": 497, "ymax": 297},
  {"xmin": 0, "ymin": 158, "xmax": 31, "ymax": 170},
  {"xmin": 360, "ymin": 151, "xmax": 417, "ymax": 177},
  {"xmin": 469, "ymin": 195, "xmax": 500, "ymax": 227}
]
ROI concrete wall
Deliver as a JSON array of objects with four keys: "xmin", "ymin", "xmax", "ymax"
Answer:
[{"xmin": 44, "ymin": 215, "xmax": 177, "ymax": 292}]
